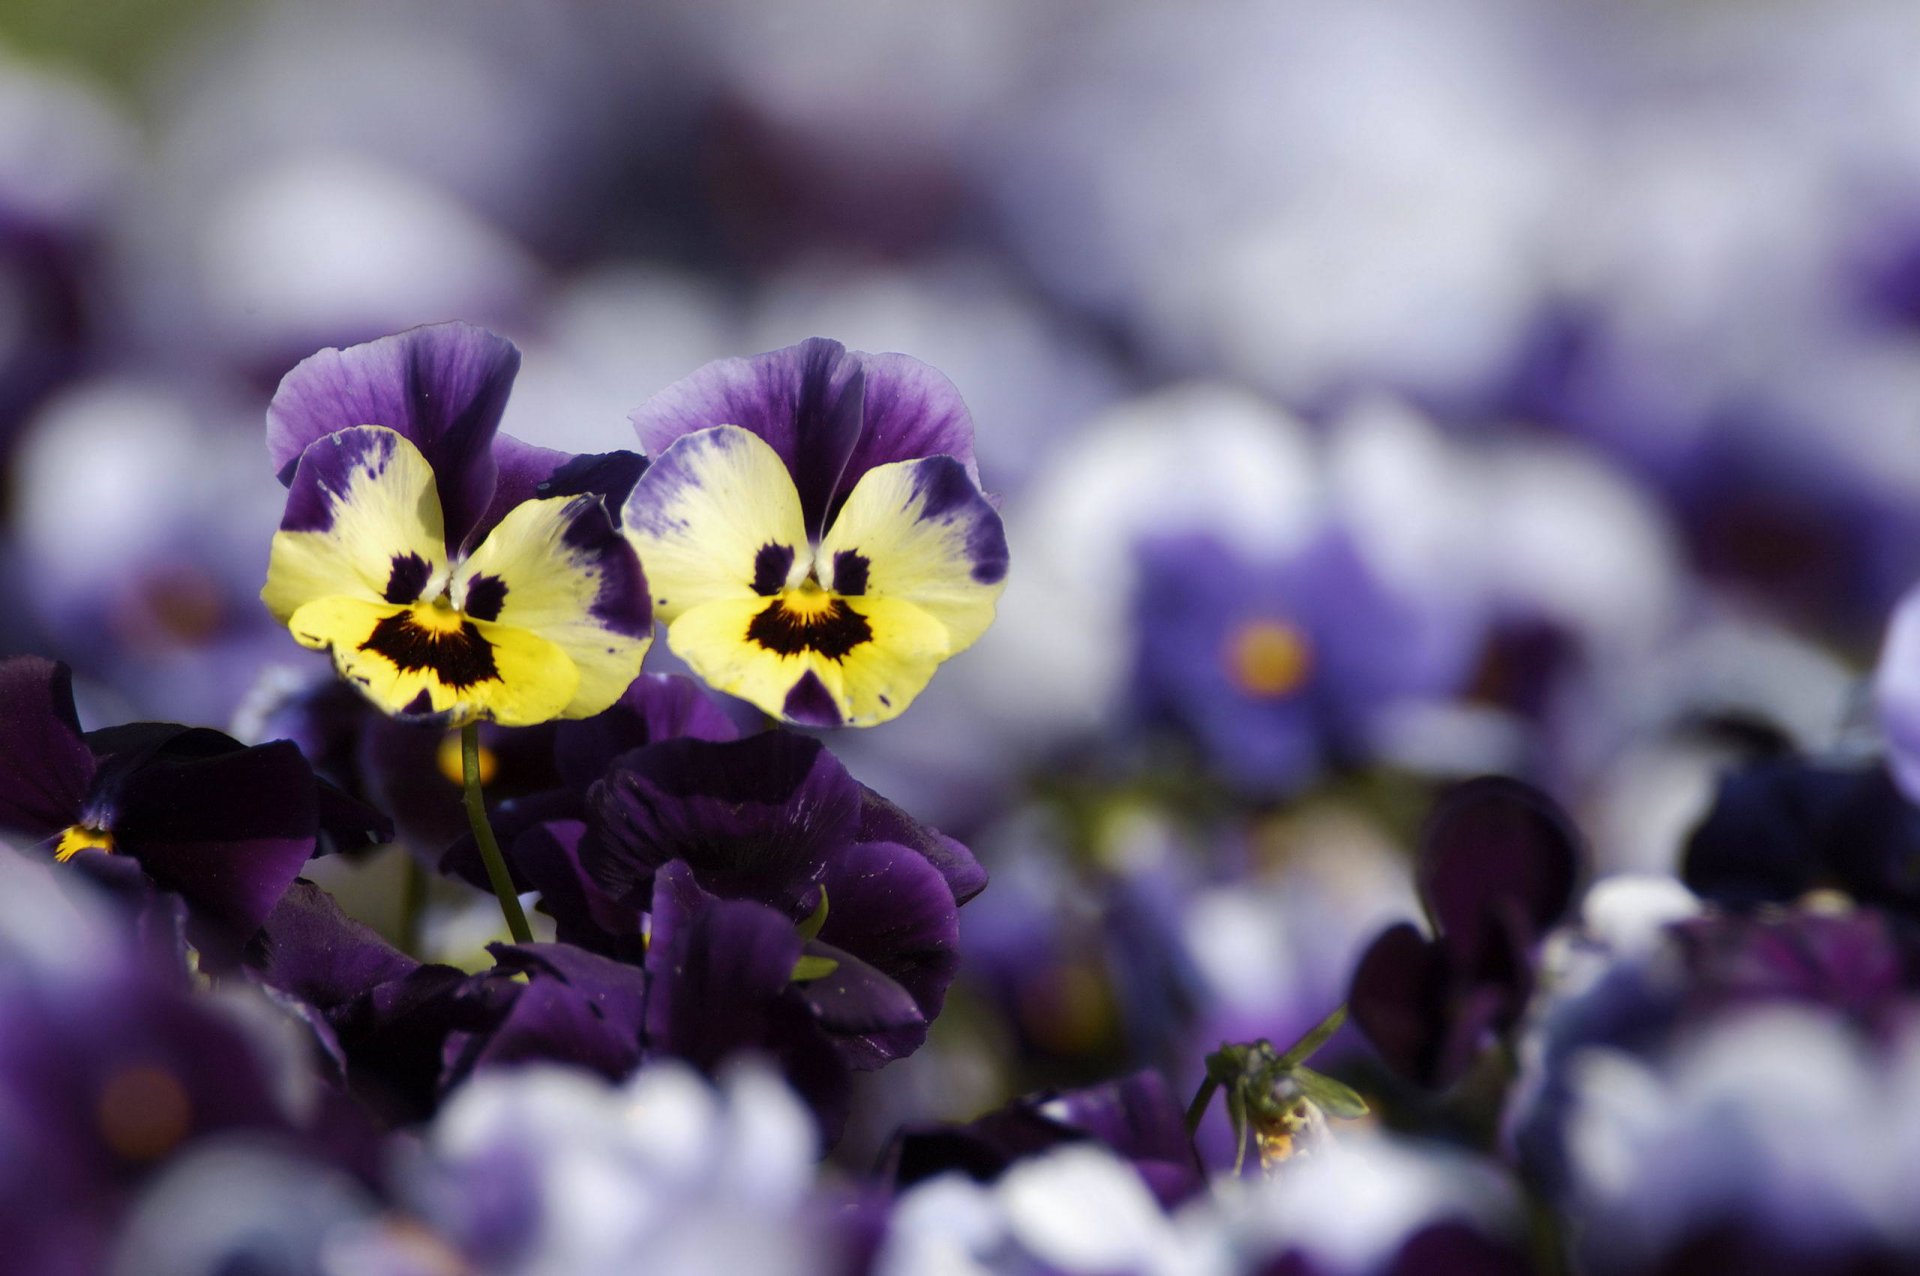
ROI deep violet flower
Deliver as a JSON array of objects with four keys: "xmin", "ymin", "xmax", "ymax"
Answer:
[
  {"xmin": 261, "ymin": 322, "xmax": 651, "ymax": 726},
  {"xmin": 0, "ymin": 655, "xmax": 387, "ymax": 957},
  {"xmin": 583, "ymin": 730, "xmax": 985, "ymax": 1069},
  {"xmin": 624, "ymin": 338, "xmax": 1009, "ymax": 728},
  {"xmin": 1350, "ymin": 776, "xmax": 1582, "ymax": 1089}
]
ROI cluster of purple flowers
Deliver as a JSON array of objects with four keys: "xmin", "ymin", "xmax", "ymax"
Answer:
[{"xmin": 15, "ymin": 3, "xmax": 1920, "ymax": 1274}]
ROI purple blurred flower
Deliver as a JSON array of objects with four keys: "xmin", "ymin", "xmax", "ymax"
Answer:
[
  {"xmin": 1350, "ymin": 776, "xmax": 1582, "ymax": 1089},
  {"xmin": 1130, "ymin": 529, "xmax": 1485, "ymax": 794}
]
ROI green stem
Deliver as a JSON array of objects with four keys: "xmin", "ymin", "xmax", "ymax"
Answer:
[
  {"xmin": 461, "ymin": 721, "xmax": 532, "ymax": 944},
  {"xmin": 1185, "ymin": 1075, "xmax": 1219, "ymax": 1135}
]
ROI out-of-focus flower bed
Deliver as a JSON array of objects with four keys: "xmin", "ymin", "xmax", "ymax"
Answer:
[{"xmin": 5, "ymin": 1, "xmax": 1920, "ymax": 1272}]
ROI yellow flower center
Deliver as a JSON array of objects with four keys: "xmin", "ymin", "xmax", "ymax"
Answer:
[
  {"xmin": 54, "ymin": 824, "xmax": 114, "ymax": 862},
  {"xmin": 1224, "ymin": 619, "xmax": 1313, "ymax": 698}
]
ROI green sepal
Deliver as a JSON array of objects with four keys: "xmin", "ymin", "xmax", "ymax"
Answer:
[
  {"xmin": 1294, "ymin": 1066, "xmax": 1369, "ymax": 1119},
  {"xmin": 796, "ymin": 886, "xmax": 829, "ymax": 941},
  {"xmin": 790, "ymin": 954, "xmax": 840, "ymax": 983}
]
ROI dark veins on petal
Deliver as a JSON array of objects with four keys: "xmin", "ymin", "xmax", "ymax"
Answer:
[
  {"xmin": 752, "ymin": 543, "xmax": 795, "ymax": 596},
  {"xmin": 464, "ymin": 574, "xmax": 509, "ymax": 622},
  {"xmin": 748, "ymin": 598, "xmax": 872, "ymax": 660},
  {"xmin": 361, "ymin": 612, "xmax": 500, "ymax": 688},
  {"xmin": 384, "ymin": 553, "xmax": 433, "ymax": 604}
]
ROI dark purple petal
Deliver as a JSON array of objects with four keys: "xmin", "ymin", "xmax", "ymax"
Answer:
[
  {"xmin": 507, "ymin": 819, "xmax": 645, "ymax": 958},
  {"xmin": 1419, "ymin": 776, "xmax": 1581, "ymax": 967},
  {"xmin": 794, "ymin": 938, "xmax": 925, "ymax": 1067},
  {"xmin": 629, "ymin": 338, "xmax": 865, "ymax": 536},
  {"xmin": 856, "ymin": 786, "xmax": 987, "ymax": 906},
  {"xmin": 110, "ymin": 740, "xmax": 320, "ymax": 947},
  {"xmin": 445, "ymin": 943, "xmax": 648, "ymax": 1085},
  {"xmin": 887, "ymin": 1110, "xmax": 1079, "ymax": 1191},
  {"xmin": 251, "ymin": 880, "xmax": 418, "ymax": 1010},
  {"xmin": 1383, "ymin": 1224, "xmax": 1536, "ymax": 1276},
  {"xmin": 816, "ymin": 839, "xmax": 961, "ymax": 1029},
  {"xmin": 0, "ymin": 656, "xmax": 94, "ymax": 838},
  {"xmin": 364, "ymin": 716, "xmax": 559, "ymax": 862},
  {"xmin": 266, "ymin": 322, "xmax": 519, "ymax": 551},
  {"xmin": 643, "ymin": 861, "xmax": 801, "ymax": 1061},
  {"xmin": 479, "ymin": 433, "xmax": 649, "ymax": 542},
  {"xmin": 1045, "ymin": 1070, "xmax": 1204, "ymax": 1206},
  {"xmin": 332, "ymin": 963, "xmax": 495, "ymax": 1124},
  {"xmin": 552, "ymin": 674, "xmax": 739, "ymax": 790},
  {"xmin": 1349, "ymin": 922, "xmax": 1516, "ymax": 1090},
  {"xmin": 836, "ymin": 352, "xmax": 980, "ymax": 512},
  {"xmin": 585, "ymin": 732, "xmax": 862, "ymax": 908}
]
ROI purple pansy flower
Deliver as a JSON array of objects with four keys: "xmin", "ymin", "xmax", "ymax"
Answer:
[
  {"xmin": 0, "ymin": 656, "xmax": 387, "ymax": 958},
  {"xmin": 1350, "ymin": 776, "xmax": 1582, "ymax": 1089},
  {"xmin": 583, "ymin": 730, "xmax": 983, "ymax": 1069},
  {"xmin": 624, "ymin": 338, "xmax": 1008, "ymax": 727},
  {"xmin": 260, "ymin": 322, "xmax": 652, "ymax": 726},
  {"xmin": 1131, "ymin": 529, "xmax": 1486, "ymax": 795}
]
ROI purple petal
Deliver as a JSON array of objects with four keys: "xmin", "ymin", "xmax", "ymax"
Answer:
[
  {"xmin": 857, "ymin": 786, "xmax": 987, "ymax": 906},
  {"xmin": 1418, "ymin": 777, "xmax": 1581, "ymax": 967},
  {"xmin": 110, "ymin": 740, "xmax": 320, "ymax": 946},
  {"xmin": 642, "ymin": 860, "xmax": 804, "ymax": 1067},
  {"xmin": 252, "ymin": 880, "xmax": 418, "ymax": 1009},
  {"xmin": 795, "ymin": 938, "xmax": 926, "ymax": 1067},
  {"xmin": 552, "ymin": 673, "xmax": 740, "ymax": 790},
  {"xmin": 0, "ymin": 656, "xmax": 94, "ymax": 838},
  {"xmin": 448, "ymin": 943, "xmax": 648, "ymax": 1084},
  {"xmin": 836, "ymin": 351, "xmax": 980, "ymax": 516},
  {"xmin": 629, "ymin": 338, "xmax": 864, "ymax": 536},
  {"xmin": 480, "ymin": 434, "xmax": 649, "ymax": 543},
  {"xmin": 815, "ymin": 839, "xmax": 961, "ymax": 1028},
  {"xmin": 266, "ymin": 322, "xmax": 519, "ymax": 551},
  {"xmin": 584, "ymin": 731, "xmax": 862, "ymax": 909},
  {"xmin": 1045, "ymin": 1070, "xmax": 1204, "ymax": 1206}
]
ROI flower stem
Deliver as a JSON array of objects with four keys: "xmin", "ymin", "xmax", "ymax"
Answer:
[
  {"xmin": 1185, "ymin": 1076, "xmax": 1219, "ymax": 1135},
  {"xmin": 461, "ymin": 721, "xmax": 531, "ymax": 944},
  {"xmin": 399, "ymin": 851, "xmax": 428, "ymax": 955}
]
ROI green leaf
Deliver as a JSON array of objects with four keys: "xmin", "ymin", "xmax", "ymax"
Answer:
[
  {"xmin": 796, "ymin": 886, "xmax": 829, "ymax": 941},
  {"xmin": 1293, "ymin": 1067, "xmax": 1369, "ymax": 1119},
  {"xmin": 790, "ymin": 955, "xmax": 840, "ymax": 983}
]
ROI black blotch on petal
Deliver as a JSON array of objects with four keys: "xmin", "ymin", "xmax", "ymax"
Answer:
[
  {"xmin": 832, "ymin": 550, "xmax": 870, "ymax": 596},
  {"xmin": 361, "ymin": 612, "xmax": 501, "ymax": 689},
  {"xmin": 464, "ymin": 574, "xmax": 509, "ymax": 622},
  {"xmin": 752, "ymin": 543, "xmax": 795, "ymax": 596},
  {"xmin": 747, "ymin": 599, "xmax": 873, "ymax": 660},
  {"xmin": 384, "ymin": 553, "xmax": 433, "ymax": 604}
]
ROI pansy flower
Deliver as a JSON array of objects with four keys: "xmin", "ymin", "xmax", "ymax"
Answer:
[
  {"xmin": 261, "ymin": 322, "xmax": 651, "ymax": 727},
  {"xmin": 0, "ymin": 656, "xmax": 388, "ymax": 959},
  {"xmin": 624, "ymin": 338, "xmax": 1008, "ymax": 727}
]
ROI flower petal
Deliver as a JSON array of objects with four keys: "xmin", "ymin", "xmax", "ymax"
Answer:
[
  {"xmin": 263, "ymin": 426, "xmax": 448, "ymax": 624},
  {"xmin": 0, "ymin": 656, "xmax": 95, "ymax": 838},
  {"xmin": 622, "ymin": 425, "xmax": 810, "ymax": 623},
  {"xmin": 284, "ymin": 596, "xmax": 580, "ymax": 727},
  {"xmin": 266, "ymin": 322, "xmax": 518, "ymax": 551},
  {"xmin": 478, "ymin": 433, "xmax": 648, "ymax": 541},
  {"xmin": 665, "ymin": 593, "xmax": 950, "ymax": 727},
  {"xmin": 454, "ymin": 494, "xmax": 652, "ymax": 720},
  {"xmin": 839, "ymin": 351, "xmax": 980, "ymax": 507},
  {"xmin": 629, "ymin": 338, "xmax": 864, "ymax": 536},
  {"xmin": 817, "ymin": 455, "xmax": 1008, "ymax": 652}
]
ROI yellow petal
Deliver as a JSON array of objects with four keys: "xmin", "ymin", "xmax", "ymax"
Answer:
[
  {"xmin": 263, "ymin": 426, "xmax": 448, "ymax": 624},
  {"xmin": 453, "ymin": 495, "xmax": 652, "ymax": 719},
  {"xmin": 666, "ymin": 592, "xmax": 949, "ymax": 727},
  {"xmin": 816, "ymin": 456, "xmax": 1007, "ymax": 653},
  {"xmin": 286, "ymin": 595, "xmax": 580, "ymax": 727},
  {"xmin": 623, "ymin": 426, "xmax": 810, "ymax": 623}
]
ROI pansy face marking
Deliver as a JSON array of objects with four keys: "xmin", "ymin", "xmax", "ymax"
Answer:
[
  {"xmin": 625, "ymin": 424, "xmax": 1006, "ymax": 727},
  {"xmin": 265, "ymin": 426, "xmax": 651, "ymax": 727}
]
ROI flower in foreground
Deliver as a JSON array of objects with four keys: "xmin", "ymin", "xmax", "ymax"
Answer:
[
  {"xmin": 0, "ymin": 655, "xmax": 387, "ymax": 957},
  {"xmin": 261, "ymin": 322, "xmax": 651, "ymax": 726},
  {"xmin": 625, "ymin": 338, "xmax": 1008, "ymax": 727}
]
